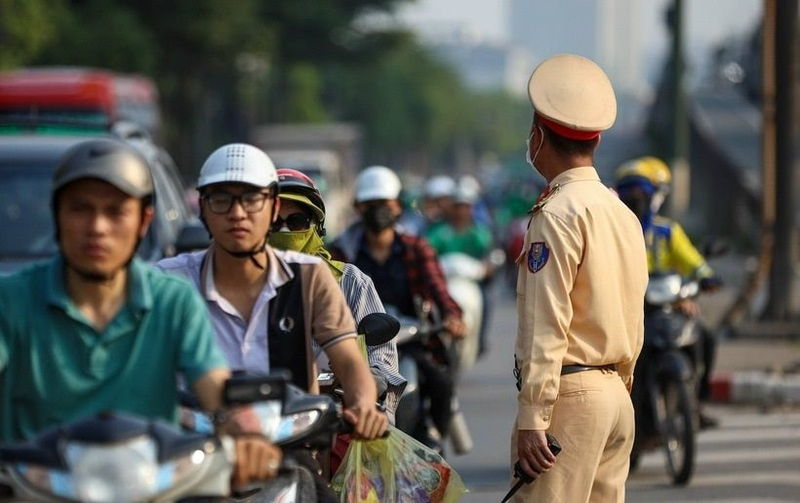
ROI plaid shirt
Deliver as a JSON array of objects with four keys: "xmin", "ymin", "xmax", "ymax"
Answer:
[
  {"xmin": 397, "ymin": 233, "xmax": 462, "ymax": 320},
  {"xmin": 331, "ymin": 224, "xmax": 462, "ymax": 321}
]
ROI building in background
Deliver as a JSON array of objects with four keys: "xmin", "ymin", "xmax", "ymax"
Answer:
[
  {"xmin": 509, "ymin": 0, "xmax": 644, "ymax": 97},
  {"xmin": 422, "ymin": 27, "xmax": 534, "ymax": 97}
]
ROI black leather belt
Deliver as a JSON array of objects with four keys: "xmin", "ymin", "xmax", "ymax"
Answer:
[{"xmin": 561, "ymin": 364, "xmax": 616, "ymax": 376}]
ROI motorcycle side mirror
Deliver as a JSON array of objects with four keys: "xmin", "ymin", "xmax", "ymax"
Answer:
[
  {"xmin": 223, "ymin": 371, "xmax": 290, "ymax": 405},
  {"xmin": 357, "ymin": 312, "xmax": 400, "ymax": 347}
]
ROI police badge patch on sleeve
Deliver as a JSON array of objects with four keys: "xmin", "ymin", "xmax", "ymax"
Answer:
[{"xmin": 527, "ymin": 241, "xmax": 549, "ymax": 273}]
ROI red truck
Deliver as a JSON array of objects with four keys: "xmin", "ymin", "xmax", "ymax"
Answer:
[{"xmin": 0, "ymin": 67, "xmax": 160, "ymax": 135}]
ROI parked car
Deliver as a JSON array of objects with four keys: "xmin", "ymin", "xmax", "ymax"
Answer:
[{"xmin": 0, "ymin": 126, "xmax": 207, "ymax": 275}]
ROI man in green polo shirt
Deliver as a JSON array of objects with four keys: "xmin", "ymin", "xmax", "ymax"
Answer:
[{"xmin": 0, "ymin": 138, "xmax": 280, "ymax": 485}]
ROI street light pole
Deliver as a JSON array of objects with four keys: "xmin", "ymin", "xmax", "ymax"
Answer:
[
  {"xmin": 764, "ymin": 0, "xmax": 799, "ymax": 319},
  {"xmin": 667, "ymin": 0, "xmax": 690, "ymax": 220}
]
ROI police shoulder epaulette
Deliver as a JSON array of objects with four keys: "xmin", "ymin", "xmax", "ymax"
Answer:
[{"xmin": 529, "ymin": 183, "xmax": 562, "ymax": 214}]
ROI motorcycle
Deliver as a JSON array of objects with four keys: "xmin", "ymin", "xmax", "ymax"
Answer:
[
  {"xmin": 629, "ymin": 272, "xmax": 705, "ymax": 485},
  {"xmin": 390, "ymin": 303, "xmax": 473, "ymax": 457},
  {"xmin": 0, "ymin": 313, "xmax": 399, "ymax": 503},
  {"xmin": 438, "ymin": 249, "xmax": 505, "ymax": 371},
  {"xmin": 0, "ymin": 372, "xmax": 335, "ymax": 502}
]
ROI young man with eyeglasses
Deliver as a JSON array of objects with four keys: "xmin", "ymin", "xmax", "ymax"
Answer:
[
  {"xmin": 157, "ymin": 144, "xmax": 387, "ymax": 442},
  {"xmin": 267, "ymin": 168, "xmax": 406, "ymax": 424}
]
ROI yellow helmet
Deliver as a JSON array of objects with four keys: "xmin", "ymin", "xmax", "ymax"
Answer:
[{"xmin": 614, "ymin": 156, "xmax": 671, "ymax": 188}]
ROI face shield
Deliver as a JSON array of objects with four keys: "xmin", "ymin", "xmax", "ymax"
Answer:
[{"xmin": 616, "ymin": 179, "xmax": 655, "ymax": 223}]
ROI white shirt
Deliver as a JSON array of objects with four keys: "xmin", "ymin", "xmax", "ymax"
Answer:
[{"xmin": 157, "ymin": 247, "xmax": 323, "ymax": 375}]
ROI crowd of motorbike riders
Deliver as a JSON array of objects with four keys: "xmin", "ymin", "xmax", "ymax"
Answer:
[{"xmin": 0, "ymin": 136, "xmax": 723, "ymax": 499}]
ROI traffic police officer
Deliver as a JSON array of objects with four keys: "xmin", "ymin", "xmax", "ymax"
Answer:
[{"xmin": 511, "ymin": 54, "xmax": 649, "ymax": 502}]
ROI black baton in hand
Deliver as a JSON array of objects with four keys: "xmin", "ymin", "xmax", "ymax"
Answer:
[{"xmin": 501, "ymin": 433, "xmax": 562, "ymax": 503}]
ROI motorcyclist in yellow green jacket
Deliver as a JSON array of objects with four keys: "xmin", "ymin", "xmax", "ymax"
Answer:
[{"xmin": 616, "ymin": 156, "xmax": 722, "ymax": 428}]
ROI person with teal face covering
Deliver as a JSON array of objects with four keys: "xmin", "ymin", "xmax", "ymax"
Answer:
[{"xmin": 268, "ymin": 169, "xmax": 405, "ymax": 422}]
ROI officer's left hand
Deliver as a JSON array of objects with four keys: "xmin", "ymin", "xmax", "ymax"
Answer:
[{"xmin": 517, "ymin": 429, "xmax": 557, "ymax": 478}]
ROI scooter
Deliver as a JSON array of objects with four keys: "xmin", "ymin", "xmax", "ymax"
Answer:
[
  {"xmin": 0, "ymin": 313, "xmax": 399, "ymax": 503},
  {"xmin": 0, "ymin": 372, "xmax": 338, "ymax": 502},
  {"xmin": 629, "ymin": 272, "xmax": 705, "ymax": 486},
  {"xmin": 439, "ymin": 252, "xmax": 484, "ymax": 371},
  {"xmin": 390, "ymin": 303, "xmax": 473, "ymax": 457}
]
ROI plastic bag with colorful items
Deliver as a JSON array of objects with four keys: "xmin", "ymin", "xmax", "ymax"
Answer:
[{"xmin": 331, "ymin": 426, "xmax": 467, "ymax": 502}]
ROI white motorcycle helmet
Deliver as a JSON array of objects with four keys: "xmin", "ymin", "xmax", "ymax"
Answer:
[
  {"xmin": 354, "ymin": 165, "xmax": 402, "ymax": 203},
  {"xmin": 197, "ymin": 143, "xmax": 278, "ymax": 190},
  {"xmin": 423, "ymin": 175, "xmax": 456, "ymax": 200}
]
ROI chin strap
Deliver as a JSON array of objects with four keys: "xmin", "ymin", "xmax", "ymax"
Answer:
[{"xmin": 220, "ymin": 235, "xmax": 269, "ymax": 270}]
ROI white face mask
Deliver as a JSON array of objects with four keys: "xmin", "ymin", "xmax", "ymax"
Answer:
[{"xmin": 525, "ymin": 126, "xmax": 545, "ymax": 172}]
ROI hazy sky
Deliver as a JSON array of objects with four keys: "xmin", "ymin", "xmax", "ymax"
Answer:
[{"xmin": 396, "ymin": 0, "xmax": 763, "ymax": 66}]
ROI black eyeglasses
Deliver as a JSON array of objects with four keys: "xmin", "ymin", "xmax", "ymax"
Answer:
[
  {"xmin": 272, "ymin": 212, "xmax": 313, "ymax": 232},
  {"xmin": 203, "ymin": 191, "xmax": 273, "ymax": 214}
]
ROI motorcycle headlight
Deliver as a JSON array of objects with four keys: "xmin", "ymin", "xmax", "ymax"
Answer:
[
  {"xmin": 156, "ymin": 446, "xmax": 209, "ymax": 493},
  {"xmin": 12, "ymin": 435, "xmax": 212, "ymax": 502},
  {"xmin": 63, "ymin": 436, "xmax": 159, "ymax": 502},
  {"xmin": 645, "ymin": 275, "xmax": 682, "ymax": 305},
  {"xmin": 274, "ymin": 410, "xmax": 321, "ymax": 443}
]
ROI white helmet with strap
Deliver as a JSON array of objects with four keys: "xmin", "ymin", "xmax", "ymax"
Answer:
[{"xmin": 197, "ymin": 143, "xmax": 278, "ymax": 190}]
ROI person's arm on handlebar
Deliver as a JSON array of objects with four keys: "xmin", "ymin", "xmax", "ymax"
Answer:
[
  {"xmin": 326, "ymin": 339, "xmax": 389, "ymax": 439},
  {"xmin": 308, "ymin": 261, "xmax": 389, "ymax": 438},
  {"xmin": 411, "ymin": 237, "xmax": 466, "ymax": 338}
]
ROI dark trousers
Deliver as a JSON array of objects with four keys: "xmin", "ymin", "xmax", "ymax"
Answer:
[
  {"xmin": 698, "ymin": 326, "xmax": 718, "ymax": 402},
  {"xmin": 405, "ymin": 344, "xmax": 454, "ymax": 439}
]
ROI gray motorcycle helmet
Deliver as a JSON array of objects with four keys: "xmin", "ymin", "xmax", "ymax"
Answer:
[{"xmin": 52, "ymin": 138, "xmax": 155, "ymax": 205}]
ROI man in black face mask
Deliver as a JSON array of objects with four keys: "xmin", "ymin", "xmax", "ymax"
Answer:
[{"xmin": 331, "ymin": 165, "xmax": 466, "ymax": 448}]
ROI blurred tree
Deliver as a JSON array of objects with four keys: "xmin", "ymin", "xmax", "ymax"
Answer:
[
  {"xmin": 329, "ymin": 32, "xmax": 469, "ymax": 168},
  {"xmin": 0, "ymin": 0, "xmax": 61, "ymax": 69},
  {"xmin": 34, "ymin": 1, "xmax": 156, "ymax": 72},
  {"xmin": 115, "ymin": 0, "xmax": 274, "ymax": 172},
  {"xmin": 284, "ymin": 62, "xmax": 328, "ymax": 122},
  {"xmin": 5, "ymin": 0, "xmax": 528, "ymax": 181},
  {"xmin": 466, "ymin": 91, "xmax": 531, "ymax": 159},
  {"xmin": 257, "ymin": 0, "xmax": 409, "ymax": 123}
]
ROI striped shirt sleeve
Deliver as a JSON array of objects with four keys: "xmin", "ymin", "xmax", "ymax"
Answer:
[{"xmin": 341, "ymin": 264, "xmax": 407, "ymax": 418}]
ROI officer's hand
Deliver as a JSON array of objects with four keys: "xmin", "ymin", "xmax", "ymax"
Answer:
[
  {"xmin": 517, "ymin": 429, "xmax": 557, "ymax": 478},
  {"xmin": 343, "ymin": 400, "xmax": 388, "ymax": 440},
  {"xmin": 443, "ymin": 315, "xmax": 466, "ymax": 339},
  {"xmin": 232, "ymin": 436, "xmax": 282, "ymax": 487}
]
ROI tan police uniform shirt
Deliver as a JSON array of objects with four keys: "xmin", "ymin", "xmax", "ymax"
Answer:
[{"xmin": 515, "ymin": 166, "xmax": 648, "ymax": 430}]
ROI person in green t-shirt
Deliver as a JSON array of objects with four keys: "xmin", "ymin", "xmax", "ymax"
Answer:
[
  {"xmin": 0, "ymin": 138, "xmax": 279, "ymax": 486},
  {"xmin": 425, "ymin": 180, "xmax": 496, "ymax": 356},
  {"xmin": 425, "ymin": 182, "xmax": 493, "ymax": 260}
]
